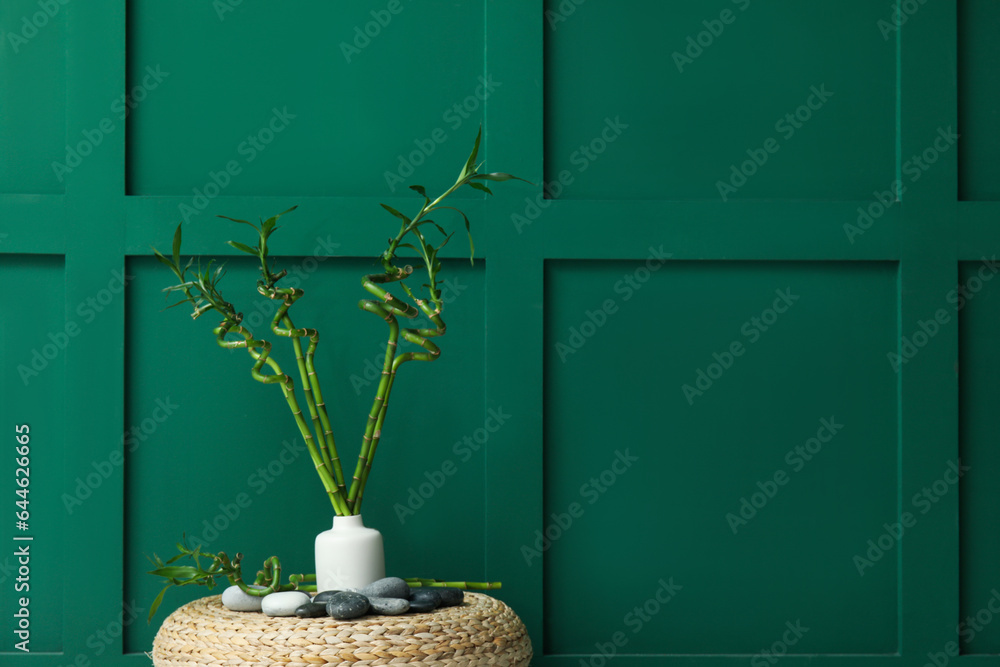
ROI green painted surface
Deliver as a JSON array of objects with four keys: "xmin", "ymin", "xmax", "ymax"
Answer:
[
  {"xmin": 958, "ymin": 0, "xmax": 1000, "ymax": 201},
  {"xmin": 543, "ymin": 261, "xmax": 899, "ymax": 654},
  {"xmin": 959, "ymin": 260, "xmax": 1000, "ymax": 654},
  {"xmin": 0, "ymin": 256, "xmax": 65, "ymax": 652},
  {"xmin": 0, "ymin": 1, "xmax": 996, "ymax": 665},
  {"xmin": 0, "ymin": 1, "xmax": 66, "ymax": 193},
  {"xmin": 127, "ymin": 0, "xmax": 487, "ymax": 199},
  {"xmin": 544, "ymin": 1, "xmax": 895, "ymax": 201}
]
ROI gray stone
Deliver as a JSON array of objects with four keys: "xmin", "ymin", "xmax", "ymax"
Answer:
[
  {"xmin": 359, "ymin": 577, "xmax": 410, "ymax": 600},
  {"xmin": 221, "ymin": 585, "xmax": 267, "ymax": 612},
  {"xmin": 436, "ymin": 588, "xmax": 464, "ymax": 607},
  {"xmin": 326, "ymin": 591, "xmax": 371, "ymax": 620},
  {"xmin": 262, "ymin": 591, "xmax": 312, "ymax": 617},
  {"xmin": 295, "ymin": 602, "xmax": 328, "ymax": 618},
  {"xmin": 367, "ymin": 596, "xmax": 410, "ymax": 615},
  {"xmin": 408, "ymin": 588, "xmax": 441, "ymax": 613},
  {"xmin": 312, "ymin": 590, "xmax": 342, "ymax": 604}
]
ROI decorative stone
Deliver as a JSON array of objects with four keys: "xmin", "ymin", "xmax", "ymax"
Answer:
[
  {"xmin": 408, "ymin": 588, "xmax": 441, "ymax": 613},
  {"xmin": 295, "ymin": 602, "xmax": 328, "ymax": 618},
  {"xmin": 367, "ymin": 596, "xmax": 410, "ymax": 615},
  {"xmin": 359, "ymin": 577, "xmax": 411, "ymax": 600},
  {"xmin": 262, "ymin": 591, "xmax": 312, "ymax": 617},
  {"xmin": 325, "ymin": 591, "xmax": 371, "ymax": 620},
  {"xmin": 312, "ymin": 590, "xmax": 342, "ymax": 604},
  {"xmin": 436, "ymin": 587, "xmax": 465, "ymax": 607},
  {"xmin": 221, "ymin": 585, "xmax": 266, "ymax": 612}
]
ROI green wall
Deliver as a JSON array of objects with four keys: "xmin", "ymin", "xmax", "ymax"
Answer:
[{"xmin": 1, "ymin": 1, "xmax": 999, "ymax": 665}]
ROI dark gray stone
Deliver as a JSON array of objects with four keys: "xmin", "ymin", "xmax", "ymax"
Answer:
[
  {"xmin": 359, "ymin": 577, "xmax": 411, "ymax": 600},
  {"xmin": 312, "ymin": 590, "xmax": 342, "ymax": 604},
  {"xmin": 295, "ymin": 602, "xmax": 328, "ymax": 618},
  {"xmin": 408, "ymin": 588, "xmax": 441, "ymax": 613},
  {"xmin": 325, "ymin": 591, "xmax": 371, "ymax": 620},
  {"xmin": 436, "ymin": 588, "xmax": 465, "ymax": 607},
  {"xmin": 368, "ymin": 596, "xmax": 410, "ymax": 615}
]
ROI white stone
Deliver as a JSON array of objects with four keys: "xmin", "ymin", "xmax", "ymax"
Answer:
[
  {"xmin": 221, "ymin": 585, "xmax": 266, "ymax": 612},
  {"xmin": 261, "ymin": 591, "xmax": 311, "ymax": 617}
]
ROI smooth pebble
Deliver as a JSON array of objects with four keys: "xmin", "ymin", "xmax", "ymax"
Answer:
[
  {"xmin": 408, "ymin": 588, "xmax": 441, "ymax": 613},
  {"xmin": 325, "ymin": 591, "xmax": 371, "ymax": 620},
  {"xmin": 295, "ymin": 602, "xmax": 328, "ymax": 618},
  {"xmin": 312, "ymin": 590, "xmax": 342, "ymax": 604},
  {"xmin": 262, "ymin": 591, "xmax": 312, "ymax": 617},
  {"xmin": 368, "ymin": 596, "xmax": 410, "ymax": 615},
  {"xmin": 359, "ymin": 577, "xmax": 411, "ymax": 600},
  {"xmin": 221, "ymin": 585, "xmax": 267, "ymax": 612},
  {"xmin": 436, "ymin": 587, "xmax": 465, "ymax": 607}
]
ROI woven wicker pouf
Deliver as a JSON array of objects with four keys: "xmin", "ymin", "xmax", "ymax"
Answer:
[{"xmin": 152, "ymin": 592, "xmax": 532, "ymax": 667}]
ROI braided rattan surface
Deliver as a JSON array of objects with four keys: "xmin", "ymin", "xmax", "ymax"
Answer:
[{"xmin": 152, "ymin": 592, "xmax": 532, "ymax": 666}]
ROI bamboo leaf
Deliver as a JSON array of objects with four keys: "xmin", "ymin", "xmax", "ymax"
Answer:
[
  {"xmin": 409, "ymin": 185, "xmax": 426, "ymax": 197},
  {"xmin": 380, "ymin": 203, "xmax": 411, "ymax": 224},
  {"xmin": 152, "ymin": 250, "xmax": 174, "ymax": 270},
  {"xmin": 148, "ymin": 586, "xmax": 169, "ymax": 623},
  {"xmin": 261, "ymin": 206, "xmax": 296, "ymax": 236},
  {"xmin": 172, "ymin": 224, "xmax": 182, "ymax": 266},
  {"xmin": 472, "ymin": 172, "xmax": 530, "ymax": 183},
  {"xmin": 467, "ymin": 181, "xmax": 492, "ymax": 195},
  {"xmin": 433, "ymin": 206, "xmax": 475, "ymax": 263},
  {"xmin": 217, "ymin": 215, "xmax": 259, "ymax": 231},
  {"xmin": 149, "ymin": 566, "xmax": 201, "ymax": 579},
  {"xmin": 436, "ymin": 231, "xmax": 455, "ymax": 250},
  {"xmin": 162, "ymin": 299, "xmax": 193, "ymax": 311},
  {"xmin": 462, "ymin": 126, "xmax": 483, "ymax": 177},
  {"xmin": 227, "ymin": 240, "xmax": 257, "ymax": 256}
]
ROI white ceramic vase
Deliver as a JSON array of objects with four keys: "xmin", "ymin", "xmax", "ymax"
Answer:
[{"xmin": 314, "ymin": 514, "xmax": 385, "ymax": 592}]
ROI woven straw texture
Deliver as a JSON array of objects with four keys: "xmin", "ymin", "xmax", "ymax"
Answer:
[{"xmin": 152, "ymin": 593, "xmax": 532, "ymax": 667}]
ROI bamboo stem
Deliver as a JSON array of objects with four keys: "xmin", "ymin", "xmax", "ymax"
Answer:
[{"xmin": 215, "ymin": 317, "xmax": 350, "ymax": 516}]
